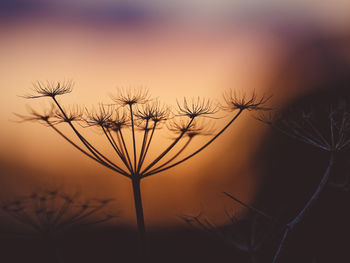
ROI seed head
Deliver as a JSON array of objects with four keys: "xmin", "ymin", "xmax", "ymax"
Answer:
[
  {"xmin": 135, "ymin": 100, "xmax": 169, "ymax": 123},
  {"xmin": 222, "ymin": 89, "xmax": 271, "ymax": 112},
  {"xmin": 84, "ymin": 104, "xmax": 114, "ymax": 127},
  {"xmin": 177, "ymin": 97, "xmax": 218, "ymax": 119},
  {"xmin": 54, "ymin": 105, "xmax": 83, "ymax": 124},
  {"xmin": 1, "ymin": 189, "xmax": 116, "ymax": 235},
  {"xmin": 107, "ymin": 108, "xmax": 129, "ymax": 131},
  {"xmin": 14, "ymin": 104, "xmax": 55, "ymax": 126},
  {"xmin": 23, "ymin": 80, "xmax": 73, "ymax": 99},
  {"xmin": 111, "ymin": 87, "xmax": 149, "ymax": 106},
  {"xmin": 168, "ymin": 118, "xmax": 214, "ymax": 138},
  {"xmin": 261, "ymin": 101, "xmax": 350, "ymax": 152}
]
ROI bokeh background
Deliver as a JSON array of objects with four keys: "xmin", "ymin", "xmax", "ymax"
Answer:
[{"xmin": 1, "ymin": 0, "xmax": 350, "ymax": 231}]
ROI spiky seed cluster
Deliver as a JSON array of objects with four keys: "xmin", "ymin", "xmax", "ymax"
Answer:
[
  {"xmin": 167, "ymin": 119, "xmax": 194, "ymax": 134},
  {"xmin": 108, "ymin": 109, "xmax": 129, "ymax": 131},
  {"xmin": 23, "ymin": 81, "xmax": 74, "ymax": 99},
  {"xmin": 54, "ymin": 105, "xmax": 83, "ymax": 124},
  {"xmin": 260, "ymin": 101, "xmax": 350, "ymax": 152},
  {"xmin": 177, "ymin": 97, "xmax": 218, "ymax": 119},
  {"xmin": 1, "ymin": 189, "xmax": 116, "ymax": 235},
  {"xmin": 222, "ymin": 89, "xmax": 271, "ymax": 112},
  {"xmin": 84, "ymin": 104, "xmax": 114, "ymax": 127},
  {"xmin": 18, "ymin": 82, "xmax": 268, "ymax": 179},
  {"xmin": 135, "ymin": 100, "xmax": 169, "ymax": 123},
  {"xmin": 168, "ymin": 119, "xmax": 214, "ymax": 138},
  {"xmin": 151, "ymin": 101, "xmax": 169, "ymax": 123},
  {"xmin": 18, "ymin": 83, "xmax": 256, "ymax": 178},
  {"xmin": 111, "ymin": 87, "xmax": 150, "ymax": 106},
  {"xmin": 14, "ymin": 105, "xmax": 55, "ymax": 126}
]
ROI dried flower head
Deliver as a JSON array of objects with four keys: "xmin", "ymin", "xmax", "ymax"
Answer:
[
  {"xmin": 107, "ymin": 109, "xmax": 129, "ymax": 131},
  {"xmin": 14, "ymin": 104, "xmax": 55, "ymax": 125},
  {"xmin": 222, "ymin": 89, "xmax": 271, "ymax": 112},
  {"xmin": 54, "ymin": 105, "xmax": 83, "ymax": 124},
  {"xmin": 111, "ymin": 87, "xmax": 149, "ymax": 106},
  {"xmin": 177, "ymin": 97, "xmax": 218, "ymax": 119},
  {"xmin": 1, "ymin": 189, "xmax": 116, "ymax": 236},
  {"xmin": 23, "ymin": 80, "xmax": 74, "ymax": 99},
  {"xmin": 135, "ymin": 100, "xmax": 169, "ymax": 123},
  {"xmin": 134, "ymin": 103, "xmax": 156, "ymax": 121},
  {"xmin": 168, "ymin": 118, "xmax": 214, "ymax": 138},
  {"xmin": 261, "ymin": 101, "xmax": 350, "ymax": 152},
  {"xmin": 84, "ymin": 104, "xmax": 114, "ymax": 127}
]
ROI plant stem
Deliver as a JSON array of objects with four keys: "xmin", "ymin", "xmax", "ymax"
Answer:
[
  {"xmin": 143, "ymin": 109, "xmax": 243, "ymax": 177},
  {"xmin": 131, "ymin": 177, "xmax": 146, "ymax": 254},
  {"xmin": 52, "ymin": 97, "xmax": 127, "ymax": 175},
  {"xmin": 129, "ymin": 104, "xmax": 137, "ymax": 171},
  {"xmin": 141, "ymin": 117, "xmax": 195, "ymax": 174},
  {"xmin": 272, "ymin": 152, "xmax": 335, "ymax": 263}
]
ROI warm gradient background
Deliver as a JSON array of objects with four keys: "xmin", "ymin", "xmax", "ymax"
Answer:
[{"xmin": 1, "ymin": 0, "xmax": 350, "ymax": 228}]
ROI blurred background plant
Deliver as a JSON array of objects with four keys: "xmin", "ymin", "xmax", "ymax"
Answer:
[
  {"xmin": 1, "ymin": 187, "xmax": 116, "ymax": 263},
  {"xmin": 184, "ymin": 94, "xmax": 350, "ymax": 263}
]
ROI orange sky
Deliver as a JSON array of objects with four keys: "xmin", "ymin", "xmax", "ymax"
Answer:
[{"xmin": 1, "ymin": 1, "xmax": 349, "ymax": 228}]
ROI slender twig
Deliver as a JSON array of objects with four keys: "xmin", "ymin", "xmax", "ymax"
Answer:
[
  {"xmin": 118, "ymin": 128, "xmax": 134, "ymax": 173},
  {"xmin": 138, "ymin": 122, "xmax": 157, "ymax": 170},
  {"xmin": 140, "ymin": 117, "xmax": 195, "ymax": 175},
  {"xmin": 151, "ymin": 137, "xmax": 193, "ymax": 174},
  {"xmin": 137, "ymin": 119, "xmax": 149, "ymax": 173},
  {"xmin": 143, "ymin": 109, "xmax": 243, "ymax": 177},
  {"xmin": 272, "ymin": 153, "xmax": 335, "ymax": 263},
  {"xmin": 223, "ymin": 192, "xmax": 280, "ymax": 225},
  {"xmin": 129, "ymin": 104, "xmax": 137, "ymax": 174},
  {"xmin": 52, "ymin": 97, "xmax": 128, "ymax": 176}
]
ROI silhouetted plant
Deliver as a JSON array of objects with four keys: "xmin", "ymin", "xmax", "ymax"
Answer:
[
  {"xmin": 1, "ymin": 188, "xmax": 115, "ymax": 263},
  {"xmin": 223, "ymin": 100, "xmax": 350, "ymax": 263},
  {"xmin": 182, "ymin": 193, "xmax": 277, "ymax": 263},
  {"xmin": 18, "ymin": 81, "xmax": 269, "ymax": 252}
]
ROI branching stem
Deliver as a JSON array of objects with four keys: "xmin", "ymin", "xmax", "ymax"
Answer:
[
  {"xmin": 272, "ymin": 153, "xmax": 335, "ymax": 263},
  {"xmin": 143, "ymin": 109, "xmax": 243, "ymax": 177}
]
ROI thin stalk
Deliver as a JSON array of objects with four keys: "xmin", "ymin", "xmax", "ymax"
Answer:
[
  {"xmin": 143, "ymin": 109, "xmax": 243, "ymax": 177},
  {"xmin": 52, "ymin": 97, "xmax": 127, "ymax": 175},
  {"xmin": 105, "ymin": 127, "xmax": 124, "ymax": 157},
  {"xmin": 272, "ymin": 227, "xmax": 291, "ymax": 263},
  {"xmin": 48, "ymin": 121, "xmax": 127, "ymax": 175},
  {"xmin": 131, "ymin": 178, "xmax": 146, "ymax": 254},
  {"xmin": 141, "ymin": 117, "xmax": 195, "ymax": 175},
  {"xmin": 102, "ymin": 126, "xmax": 132, "ymax": 173},
  {"xmin": 58, "ymin": 205, "xmax": 105, "ymax": 229},
  {"xmin": 52, "ymin": 200, "xmax": 73, "ymax": 226},
  {"xmin": 137, "ymin": 120, "xmax": 149, "ymax": 173},
  {"xmin": 119, "ymin": 129, "xmax": 134, "ymax": 173},
  {"xmin": 305, "ymin": 119, "xmax": 330, "ymax": 148},
  {"xmin": 52, "ymin": 98, "xmax": 105, "ymax": 162},
  {"xmin": 129, "ymin": 104, "xmax": 137, "ymax": 172},
  {"xmin": 151, "ymin": 137, "xmax": 192, "ymax": 173},
  {"xmin": 46, "ymin": 122, "xmax": 100, "ymax": 163},
  {"xmin": 115, "ymin": 130, "xmax": 127, "ymax": 157},
  {"xmin": 4, "ymin": 210, "xmax": 42, "ymax": 233},
  {"xmin": 138, "ymin": 122, "xmax": 157, "ymax": 170},
  {"xmin": 276, "ymin": 127, "xmax": 329, "ymax": 151},
  {"xmin": 223, "ymin": 192, "xmax": 280, "ymax": 225},
  {"xmin": 272, "ymin": 153, "xmax": 335, "ymax": 263}
]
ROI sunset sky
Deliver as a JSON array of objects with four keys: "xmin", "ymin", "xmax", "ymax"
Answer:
[{"xmin": 1, "ymin": 0, "xmax": 349, "ymax": 228}]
